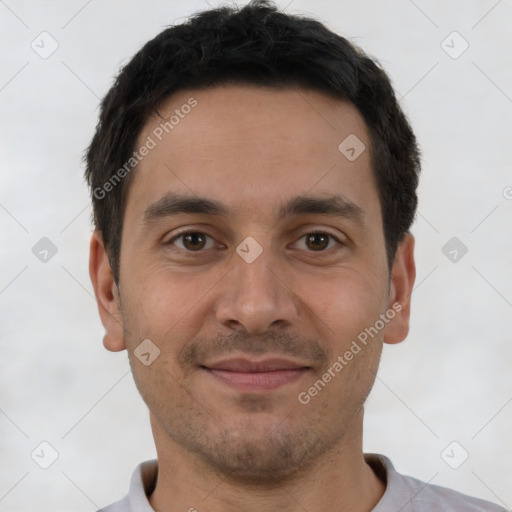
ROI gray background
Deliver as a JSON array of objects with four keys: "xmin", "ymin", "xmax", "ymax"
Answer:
[{"xmin": 1, "ymin": 0, "xmax": 511, "ymax": 510}]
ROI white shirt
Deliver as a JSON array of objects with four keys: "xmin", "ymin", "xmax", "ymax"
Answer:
[{"xmin": 97, "ymin": 453, "xmax": 508, "ymax": 511}]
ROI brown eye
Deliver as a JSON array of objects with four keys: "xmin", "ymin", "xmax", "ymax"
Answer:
[
  {"xmin": 295, "ymin": 232, "xmax": 341, "ymax": 252},
  {"xmin": 305, "ymin": 233, "xmax": 330, "ymax": 251},
  {"xmin": 169, "ymin": 232, "xmax": 215, "ymax": 252},
  {"xmin": 183, "ymin": 232, "xmax": 206, "ymax": 250}
]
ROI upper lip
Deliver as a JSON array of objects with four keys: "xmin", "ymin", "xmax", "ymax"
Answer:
[{"xmin": 203, "ymin": 357, "xmax": 309, "ymax": 373}]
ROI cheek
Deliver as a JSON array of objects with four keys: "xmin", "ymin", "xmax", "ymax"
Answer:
[
  {"xmin": 120, "ymin": 264, "xmax": 216, "ymax": 347},
  {"xmin": 296, "ymin": 268, "xmax": 388, "ymax": 345}
]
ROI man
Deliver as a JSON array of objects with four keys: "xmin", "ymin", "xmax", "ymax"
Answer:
[{"xmin": 85, "ymin": 1, "xmax": 507, "ymax": 511}]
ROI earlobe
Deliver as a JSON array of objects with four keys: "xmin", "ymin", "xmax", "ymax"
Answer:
[
  {"xmin": 89, "ymin": 231, "xmax": 127, "ymax": 352},
  {"xmin": 383, "ymin": 233, "xmax": 416, "ymax": 345}
]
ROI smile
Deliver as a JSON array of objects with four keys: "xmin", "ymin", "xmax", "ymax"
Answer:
[{"xmin": 201, "ymin": 357, "xmax": 310, "ymax": 391}]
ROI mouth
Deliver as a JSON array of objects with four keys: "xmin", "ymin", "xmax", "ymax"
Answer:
[{"xmin": 201, "ymin": 357, "xmax": 310, "ymax": 392}]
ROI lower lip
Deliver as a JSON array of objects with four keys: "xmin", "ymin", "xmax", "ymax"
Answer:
[{"xmin": 204, "ymin": 368, "xmax": 308, "ymax": 391}]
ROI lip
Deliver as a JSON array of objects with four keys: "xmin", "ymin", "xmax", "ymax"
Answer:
[{"xmin": 202, "ymin": 357, "xmax": 310, "ymax": 392}]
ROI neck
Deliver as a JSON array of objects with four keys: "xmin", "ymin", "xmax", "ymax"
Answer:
[{"xmin": 148, "ymin": 410, "xmax": 385, "ymax": 512}]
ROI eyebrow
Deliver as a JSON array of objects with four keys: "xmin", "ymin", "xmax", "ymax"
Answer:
[{"xmin": 142, "ymin": 192, "xmax": 366, "ymax": 226}]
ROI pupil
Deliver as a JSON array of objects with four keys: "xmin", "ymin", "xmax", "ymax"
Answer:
[
  {"xmin": 185, "ymin": 233, "xmax": 205, "ymax": 250},
  {"xmin": 308, "ymin": 233, "xmax": 328, "ymax": 251}
]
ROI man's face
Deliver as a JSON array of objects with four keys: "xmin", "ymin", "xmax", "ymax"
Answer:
[{"xmin": 96, "ymin": 85, "xmax": 412, "ymax": 481}]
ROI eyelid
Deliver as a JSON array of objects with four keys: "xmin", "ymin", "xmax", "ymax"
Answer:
[
  {"xmin": 163, "ymin": 224, "xmax": 216, "ymax": 241},
  {"xmin": 297, "ymin": 228, "xmax": 344, "ymax": 240}
]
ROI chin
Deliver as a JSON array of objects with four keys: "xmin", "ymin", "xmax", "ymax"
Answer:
[
  {"xmin": 197, "ymin": 435, "xmax": 317, "ymax": 483},
  {"xmin": 170, "ymin": 414, "xmax": 328, "ymax": 484}
]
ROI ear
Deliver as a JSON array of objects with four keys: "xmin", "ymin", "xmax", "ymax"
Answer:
[
  {"xmin": 89, "ymin": 230, "xmax": 126, "ymax": 352},
  {"xmin": 383, "ymin": 233, "xmax": 416, "ymax": 345}
]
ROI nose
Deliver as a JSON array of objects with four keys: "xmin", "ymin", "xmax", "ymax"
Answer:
[{"xmin": 214, "ymin": 242, "xmax": 300, "ymax": 335}]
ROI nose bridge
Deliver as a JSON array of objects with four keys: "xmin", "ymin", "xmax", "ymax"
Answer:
[
  {"xmin": 215, "ymin": 236, "xmax": 298, "ymax": 333},
  {"xmin": 236, "ymin": 241, "xmax": 280, "ymax": 300}
]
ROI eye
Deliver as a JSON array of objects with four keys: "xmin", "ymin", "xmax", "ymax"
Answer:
[
  {"xmin": 166, "ymin": 230, "xmax": 343, "ymax": 254},
  {"xmin": 167, "ymin": 231, "xmax": 216, "ymax": 252},
  {"xmin": 294, "ymin": 231, "xmax": 342, "ymax": 252}
]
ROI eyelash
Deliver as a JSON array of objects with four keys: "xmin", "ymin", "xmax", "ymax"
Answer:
[{"xmin": 166, "ymin": 230, "xmax": 344, "ymax": 255}]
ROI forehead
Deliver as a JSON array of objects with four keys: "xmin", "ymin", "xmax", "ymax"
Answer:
[{"xmin": 125, "ymin": 85, "xmax": 378, "ymax": 226}]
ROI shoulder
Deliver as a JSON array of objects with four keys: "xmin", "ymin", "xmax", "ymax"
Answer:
[
  {"xmin": 366, "ymin": 453, "xmax": 509, "ymax": 512},
  {"xmin": 96, "ymin": 495, "xmax": 131, "ymax": 512},
  {"xmin": 400, "ymin": 474, "xmax": 508, "ymax": 511},
  {"xmin": 95, "ymin": 459, "xmax": 158, "ymax": 512}
]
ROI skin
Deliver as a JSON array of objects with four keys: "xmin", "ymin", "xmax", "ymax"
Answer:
[{"xmin": 90, "ymin": 85, "xmax": 416, "ymax": 512}]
